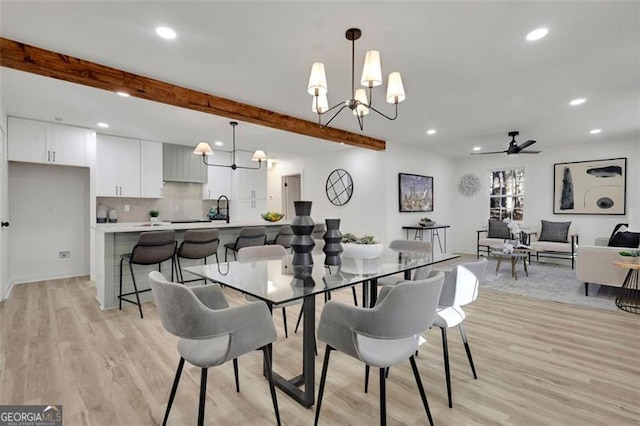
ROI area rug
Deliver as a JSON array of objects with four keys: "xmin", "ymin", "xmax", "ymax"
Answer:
[{"xmin": 479, "ymin": 258, "xmax": 619, "ymax": 311}]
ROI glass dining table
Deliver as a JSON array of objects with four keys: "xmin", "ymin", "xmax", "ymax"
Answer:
[{"xmin": 183, "ymin": 249, "xmax": 459, "ymax": 408}]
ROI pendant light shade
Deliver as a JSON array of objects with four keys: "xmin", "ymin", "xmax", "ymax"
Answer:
[
  {"xmin": 194, "ymin": 142, "xmax": 213, "ymax": 155},
  {"xmin": 251, "ymin": 150, "xmax": 268, "ymax": 162},
  {"xmin": 386, "ymin": 72, "xmax": 406, "ymax": 104},
  {"xmin": 353, "ymin": 89, "xmax": 370, "ymax": 116},
  {"xmin": 361, "ymin": 50, "xmax": 382, "ymax": 88},
  {"xmin": 308, "ymin": 62, "xmax": 328, "ymax": 96},
  {"xmin": 312, "ymin": 93, "xmax": 329, "ymax": 113}
]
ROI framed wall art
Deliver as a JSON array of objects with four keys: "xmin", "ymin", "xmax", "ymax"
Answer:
[
  {"xmin": 398, "ymin": 173, "xmax": 433, "ymax": 212},
  {"xmin": 553, "ymin": 157, "xmax": 626, "ymax": 215}
]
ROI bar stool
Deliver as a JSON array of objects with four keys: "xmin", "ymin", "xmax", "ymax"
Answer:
[
  {"xmin": 176, "ymin": 229, "xmax": 220, "ymax": 284},
  {"xmin": 267, "ymin": 225, "xmax": 294, "ymax": 250},
  {"xmin": 224, "ymin": 226, "xmax": 267, "ymax": 261},
  {"xmin": 119, "ymin": 230, "xmax": 177, "ymax": 319}
]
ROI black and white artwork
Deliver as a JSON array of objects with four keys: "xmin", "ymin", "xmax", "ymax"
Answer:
[{"xmin": 553, "ymin": 158, "xmax": 626, "ymax": 215}]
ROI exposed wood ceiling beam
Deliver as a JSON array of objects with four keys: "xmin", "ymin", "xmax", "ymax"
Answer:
[{"xmin": 0, "ymin": 37, "xmax": 386, "ymax": 151}]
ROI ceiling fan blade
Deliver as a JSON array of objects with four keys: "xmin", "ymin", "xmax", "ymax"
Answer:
[
  {"xmin": 518, "ymin": 140, "xmax": 536, "ymax": 150},
  {"xmin": 470, "ymin": 150, "xmax": 508, "ymax": 155},
  {"xmin": 518, "ymin": 150, "xmax": 542, "ymax": 154}
]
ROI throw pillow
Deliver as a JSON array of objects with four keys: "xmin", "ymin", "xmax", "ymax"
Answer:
[
  {"xmin": 608, "ymin": 231, "xmax": 640, "ymax": 248},
  {"xmin": 487, "ymin": 219, "xmax": 510, "ymax": 239},
  {"xmin": 538, "ymin": 220, "xmax": 571, "ymax": 243}
]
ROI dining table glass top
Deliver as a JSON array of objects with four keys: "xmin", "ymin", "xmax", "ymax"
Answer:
[{"xmin": 184, "ymin": 250, "xmax": 459, "ymax": 305}]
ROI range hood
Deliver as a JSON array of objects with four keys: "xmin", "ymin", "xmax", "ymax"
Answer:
[{"xmin": 163, "ymin": 143, "xmax": 208, "ymax": 183}]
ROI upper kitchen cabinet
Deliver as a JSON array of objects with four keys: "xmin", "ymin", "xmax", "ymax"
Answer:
[
  {"xmin": 163, "ymin": 144, "xmax": 207, "ymax": 183},
  {"xmin": 140, "ymin": 140, "xmax": 164, "ymax": 198},
  {"xmin": 203, "ymin": 151, "xmax": 231, "ymax": 200},
  {"xmin": 232, "ymin": 151, "xmax": 267, "ymax": 200},
  {"xmin": 8, "ymin": 116, "xmax": 91, "ymax": 166},
  {"xmin": 96, "ymin": 134, "xmax": 141, "ymax": 197}
]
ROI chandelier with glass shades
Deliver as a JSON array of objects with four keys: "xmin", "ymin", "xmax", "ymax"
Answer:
[
  {"xmin": 307, "ymin": 28, "xmax": 406, "ymax": 131},
  {"xmin": 193, "ymin": 121, "xmax": 268, "ymax": 170}
]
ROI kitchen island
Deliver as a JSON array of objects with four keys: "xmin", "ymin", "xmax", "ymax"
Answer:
[{"xmin": 91, "ymin": 221, "xmax": 287, "ymax": 310}]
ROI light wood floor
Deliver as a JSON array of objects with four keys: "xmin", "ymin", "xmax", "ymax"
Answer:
[{"xmin": 1, "ymin": 267, "xmax": 639, "ymax": 425}]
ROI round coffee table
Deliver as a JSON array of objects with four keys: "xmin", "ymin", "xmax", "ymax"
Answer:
[{"xmin": 490, "ymin": 248, "xmax": 532, "ymax": 280}]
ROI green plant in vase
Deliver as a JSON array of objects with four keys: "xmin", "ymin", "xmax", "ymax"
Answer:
[{"xmin": 149, "ymin": 209, "xmax": 160, "ymax": 223}]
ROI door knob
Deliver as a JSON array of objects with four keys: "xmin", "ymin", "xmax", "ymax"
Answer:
[{"xmin": 1, "ymin": 222, "xmax": 9, "ymax": 227}]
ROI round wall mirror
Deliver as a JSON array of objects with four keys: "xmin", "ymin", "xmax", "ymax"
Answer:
[{"xmin": 326, "ymin": 169, "xmax": 353, "ymax": 206}]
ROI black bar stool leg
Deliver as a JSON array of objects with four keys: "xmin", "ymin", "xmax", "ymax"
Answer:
[
  {"xmin": 129, "ymin": 262, "xmax": 144, "ymax": 319},
  {"xmin": 118, "ymin": 258, "xmax": 125, "ymax": 310}
]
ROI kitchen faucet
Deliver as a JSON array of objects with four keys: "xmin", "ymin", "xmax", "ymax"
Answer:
[{"xmin": 217, "ymin": 195, "xmax": 230, "ymax": 223}]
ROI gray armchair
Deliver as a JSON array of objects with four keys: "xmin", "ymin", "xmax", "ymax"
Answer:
[
  {"xmin": 149, "ymin": 271, "xmax": 280, "ymax": 426},
  {"xmin": 314, "ymin": 272, "xmax": 445, "ymax": 426}
]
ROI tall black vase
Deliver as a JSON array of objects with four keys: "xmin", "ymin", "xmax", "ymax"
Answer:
[
  {"xmin": 291, "ymin": 201, "xmax": 315, "ymax": 278},
  {"xmin": 323, "ymin": 218, "xmax": 343, "ymax": 266}
]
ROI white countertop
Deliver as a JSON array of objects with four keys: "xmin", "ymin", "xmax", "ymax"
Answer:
[{"xmin": 93, "ymin": 220, "xmax": 289, "ymax": 233}]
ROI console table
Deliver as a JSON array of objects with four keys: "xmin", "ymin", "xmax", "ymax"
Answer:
[
  {"xmin": 402, "ymin": 224, "xmax": 450, "ymax": 255},
  {"xmin": 614, "ymin": 261, "xmax": 640, "ymax": 314}
]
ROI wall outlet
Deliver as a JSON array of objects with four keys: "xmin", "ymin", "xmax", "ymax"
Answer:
[{"xmin": 59, "ymin": 251, "xmax": 71, "ymax": 259}]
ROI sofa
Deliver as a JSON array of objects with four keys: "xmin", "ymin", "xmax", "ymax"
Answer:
[{"xmin": 576, "ymin": 224, "xmax": 640, "ymax": 296}]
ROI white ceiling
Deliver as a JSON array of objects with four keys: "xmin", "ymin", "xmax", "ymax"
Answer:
[{"xmin": 1, "ymin": 1, "xmax": 639, "ymax": 158}]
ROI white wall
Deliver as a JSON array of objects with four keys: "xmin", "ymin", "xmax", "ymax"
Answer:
[
  {"xmin": 0, "ymin": 62, "xmax": 9, "ymax": 300},
  {"xmin": 9, "ymin": 162, "xmax": 90, "ymax": 284},
  {"xmin": 451, "ymin": 137, "xmax": 640, "ymax": 253},
  {"xmin": 268, "ymin": 142, "xmax": 456, "ymax": 246}
]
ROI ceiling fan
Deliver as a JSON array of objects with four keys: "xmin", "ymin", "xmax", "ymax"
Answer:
[{"xmin": 472, "ymin": 131, "xmax": 541, "ymax": 155}]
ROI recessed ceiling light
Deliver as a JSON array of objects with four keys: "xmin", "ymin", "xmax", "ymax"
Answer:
[
  {"xmin": 473, "ymin": 146, "xmax": 481, "ymax": 151},
  {"xmin": 526, "ymin": 27, "xmax": 548, "ymax": 41},
  {"xmin": 214, "ymin": 141, "xmax": 224, "ymax": 146},
  {"xmin": 589, "ymin": 129, "xmax": 602, "ymax": 134},
  {"xmin": 117, "ymin": 91, "xmax": 130, "ymax": 97},
  {"xmin": 97, "ymin": 122, "xmax": 109, "ymax": 128},
  {"xmin": 426, "ymin": 129, "xmax": 437, "ymax": 135},
  {"xmin": 569, "ymin": 98, "xmax": 586, "ymax": 106},
  {"xmin": 156, "ymin": 26, "xmax": 176, "ymax": 40}
]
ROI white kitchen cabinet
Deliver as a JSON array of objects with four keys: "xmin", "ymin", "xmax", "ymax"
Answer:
[
  {"xmin": 203, "ymin": 151, "xmax": 232, "ymax": 200},
  {"xmin": 231, "ymin": 151, "xmax": 267, "ymax": 218},
  {"xmin": 96, "ymin": 134, "xmax": 140, "ymax": 197},
  {"xmin": 8, "ymin": 117, "xmax": 89, "ymax": 166},
  {"xmin": 140, "ymin": 140, "xmax": 163, "ymax": 198}
]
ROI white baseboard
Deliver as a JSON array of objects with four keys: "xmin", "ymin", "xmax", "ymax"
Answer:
[{"xmin": 10, "ymin": 271, "xmax": 88, "ymax": 286}]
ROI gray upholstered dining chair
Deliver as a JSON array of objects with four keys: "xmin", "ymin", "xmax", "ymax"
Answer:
[
  {"xmin": 433, "ymin": 257, "xmax": 487, "ymax": 408},
  {"xmin": 314, "ymin": 271, "xmax": 445, "ymax": 426},
  {"xmin": 224, "ymin": 226, "xmax": 267, "ymax": 261},
  {"xmin": 237, "ymin": 245, "xmax": 298, "ymax": 337},
  {"xmin": 149, "ymin": 271, "xmax": 281, "ymax": 426},
  {"xmin": 378, "ymin": 239, "xmax": 434, "ymax": 286},
  {"xmin": 176, "ymin": 229, "xmax": 220, "ymax": 284},
  {"xmin": 119, "ymin": 229, "xmax": 177, "ymax": 319}
]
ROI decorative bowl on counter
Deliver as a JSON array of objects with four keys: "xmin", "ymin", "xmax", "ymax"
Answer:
[
  {"xmin": 261, "ymin": 212, "xmax": 284, "ymax": 222},
  {"xmin": 419, "ymin": 220, "xmax": 436, "ymax": 227}
]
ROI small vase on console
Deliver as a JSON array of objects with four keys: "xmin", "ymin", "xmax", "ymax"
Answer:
[
  {"xmin": 290, "ymin": 201, "xmax": 315, "ymax": 279},
  {"xmin": 323, "ymin": 218, "xmax": 343, "ymax": 266}
]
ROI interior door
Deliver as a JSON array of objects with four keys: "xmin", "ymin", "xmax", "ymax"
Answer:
[
  {"xmin": 0, "ymin": 126, "xmax": 8, "ymax": 301},
  {"xmin": 282, "ymin": 174, "xmax": 301, "ymax": 220}
]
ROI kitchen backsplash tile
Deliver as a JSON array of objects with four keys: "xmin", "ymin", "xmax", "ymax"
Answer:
[{"xmin": 97, "ymin": 182, "xmax": 224, "ymax": 222}]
